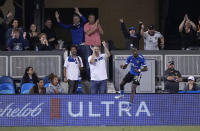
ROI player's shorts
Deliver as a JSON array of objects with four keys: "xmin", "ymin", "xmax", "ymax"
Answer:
[{"xmin": 122, "ymin": 72, "xmax": 141, "ymax": 85}]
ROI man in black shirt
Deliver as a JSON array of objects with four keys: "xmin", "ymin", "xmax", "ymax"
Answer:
[
  {"xmin": 0, "ymin": 12, "xmax": 12, "ymax": 51},
  {"xmin": 179, "ymin": 14, "xmax": 197, "ymax": 50},
  {"xmin": 164, "ymin": 61, "xmax": 182, "ymax": 93},
  {"xmin": 120, "ymin": 18, "xmax": 141, "ymax": 49},
  {"xmin": 42, "ymin": 19, "xmax": 57, "ymax": 50}
]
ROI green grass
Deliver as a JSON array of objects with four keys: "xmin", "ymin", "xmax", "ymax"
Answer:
[{"xmin": 0, "ymin": 126, "xmax": 200, "ymax": 131}]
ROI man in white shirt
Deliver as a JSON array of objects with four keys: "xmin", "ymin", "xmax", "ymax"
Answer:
[
  {"xmin": 88, "ymin": 41, "xmax": 110, "ymax": 94},
  {"xmin": 64, "ymin": 45, "xmax": 83, "ymax": 94},
  {"xmin": 140, "ymin": 24, "xmax": 164, "ymax": 50}
]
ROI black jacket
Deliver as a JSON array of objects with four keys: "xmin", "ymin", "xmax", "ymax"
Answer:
[
  {"xmin": 37, "ymin": 42, "xmax": 52, "ymax": 51},
  {"xmin": 184, "ymin": 83, "xmax": 200, "ymax": 91},
  {"xmin": 121, "ymin": 23, "xmax": 141, "ymax": 49},
  {"xmin": 41, "ymin": 26, "xmax": 57, "ymax": 49}
]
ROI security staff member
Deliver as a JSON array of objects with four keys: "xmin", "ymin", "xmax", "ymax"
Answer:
[{"xmin": 164, "ymin": 61, "xmax": 182, "ymax": 93}]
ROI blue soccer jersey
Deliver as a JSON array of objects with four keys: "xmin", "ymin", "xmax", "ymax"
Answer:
[{"xmin": 126, "ymin": 54, "xmax": 146, "ymax": 76}]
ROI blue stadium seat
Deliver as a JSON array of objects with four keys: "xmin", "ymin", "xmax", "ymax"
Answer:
[
  {"xmin": 43, "ymin": 76, "xmax": 50, "ymax": 84},
  {"xmin": 77, "ymin": 79, "xmax": 82, "ymax": 94},
  {"xmin": 0, "ymin": 83, "xmax": 15, "ymax": 94},
  {"xmin": 178, "ymin": 90, "xmax": 200, "ymax": 93},
  {"xmin": 21, "ymin": 83, "xmax": 35, "ymax": 94},
  {"xmin": 44, "ymin": 83, "xmax": 50, "ymax": 88},
  {"xmin": 0, "ymin": 76, "xmax": 14, "ymax": 85}
]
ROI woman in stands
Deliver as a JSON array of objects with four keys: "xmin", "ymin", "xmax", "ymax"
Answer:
[
  {"xmin": 21, "ymin": 67, "xmax": 38, "ymax": 85},
  {"xmin": 27, "ymin": 24, "xmax": 40, "ymax": 50},
  {"xmin": 29, "ymin": 79, "xmax": 46, "ymax": 94},
  {"xmin": 37, "ymin": 33, "xmax": 52, "ymax": 51},
  {"xmin": 46, "ymin": 73, "xmax": 64, "ymax": 94}
]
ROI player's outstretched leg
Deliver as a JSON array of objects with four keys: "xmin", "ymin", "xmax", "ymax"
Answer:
[
  {"xmin": 125, "ymin": 84, "xmax": 137, "ymax": 112},
  {"xmin": 115, "ymin": 81, "xmax": 126, "ymax": 99}
]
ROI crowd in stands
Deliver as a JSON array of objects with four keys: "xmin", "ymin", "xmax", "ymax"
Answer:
[{"xmin": 0, "ymin": 8, "xmax": 200, "ymax": 94}]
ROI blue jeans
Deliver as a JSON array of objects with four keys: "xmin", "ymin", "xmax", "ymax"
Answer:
[{"xmin": 90, "ymin": 80, "xmax": 107, "ymax": 94}]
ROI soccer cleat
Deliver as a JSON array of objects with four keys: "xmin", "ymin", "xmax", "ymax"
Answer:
[
  {"xmin": 125, "ymin": 106, "xmax": 132, "ymax": 112},
  {"xmin": 115, "ymin": 94, "xmax": 124, "ymax": 99},
  {"xmin": 116, "ymin": 91, "xmax": 120, "ymax": 94}
]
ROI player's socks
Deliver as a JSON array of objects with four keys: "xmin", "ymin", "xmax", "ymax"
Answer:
[
  {"xmin": 125, "ymin": 102, "xmax": 132, "ymax": 112},
  {"xmin": 128, "ymin": 102, "xmax": 132, "ymax": 107}
]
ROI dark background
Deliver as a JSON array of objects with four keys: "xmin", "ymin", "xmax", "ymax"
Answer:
[
  {"xmin": 161, "ymin": 0, "xmax": 200, "ymax": 49},
  {"xmin": 5, "ymin": 0, "xmax": 200, "ymax": 49}
]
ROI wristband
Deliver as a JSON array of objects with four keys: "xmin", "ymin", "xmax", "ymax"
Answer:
[{"xmin": 138, "ymin": 69, "xmax": 141, "ymax": 72}]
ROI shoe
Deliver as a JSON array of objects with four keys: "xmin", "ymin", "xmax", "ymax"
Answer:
[
  {"xmin": 115, "ymin": 94, "xmax": 124, "ymax": 99},
  {"xmin": 125, "ymin": 106, "xmax": 131, "ymax": 112},
  {"xmin": 116, "ymin": 91, "xmax": 120, "ymax": 94}
]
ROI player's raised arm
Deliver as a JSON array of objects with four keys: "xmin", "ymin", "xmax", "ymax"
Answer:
[{"xmin": 120, "ymin": 55, "xmax": 132, "ymax": 69}]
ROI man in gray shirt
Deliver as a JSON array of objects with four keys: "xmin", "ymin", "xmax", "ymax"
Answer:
[
  {"xmin": 140, "ymin": 24, "xmax": 164, "ymax": 50},
  {"xmin": 164, "ymin": 61, "xmax": 182, "ymax": 93}
]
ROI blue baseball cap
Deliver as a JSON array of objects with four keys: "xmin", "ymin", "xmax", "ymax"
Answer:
[{"xmin": 129, "ymin": 26, "xmax": 136, "ymax": 31}]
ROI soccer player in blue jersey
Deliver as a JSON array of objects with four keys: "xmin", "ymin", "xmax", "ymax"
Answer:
[{"xmin": 115, "ymin": 48, "xmax": 148, "ymax": 111}]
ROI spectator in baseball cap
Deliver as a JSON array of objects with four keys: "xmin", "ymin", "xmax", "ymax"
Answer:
[
  {"xmin": 140, "ymin": 23, "xmax": 165, "ymax": 50},
  {"xmin": 184, "ymin": 76, "xmax": 200, "ymax": 91},
  {"xmin": 119, "ymin": 18, "xmax": 142, "ymax": 49},
  {"xmin": 168, "ymin": 60, "xmax": 174, "ymax": 65},
  {"xmin": 164, "ymin": 60, "xmax": 182, "ymax": 93}
]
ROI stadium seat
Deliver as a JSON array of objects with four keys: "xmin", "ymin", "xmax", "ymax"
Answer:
[
  {"xmin": 44, "ymin": 83, "xmax": 50, "ymax": 88},
  {"xmin": 21, "ymin": 83, "xmax": 35, "ymax": 94},
  {"xmin": 0, "ymin": 83, "xmax": 15, "ymax": 94},
  {"xmin": 0, "ymin": 76, "xmax": 14, "ymax": 85},
  {"xmin": 178, "ymin": 90, "xmax": 200, "ymax": 93},
  {"xmin": 43, "ymin": 76, "xmax": 50, "ymax": 84},
  {"xmin": 77, "ymin": 79, "xmax": 82, "ymax": 93}
]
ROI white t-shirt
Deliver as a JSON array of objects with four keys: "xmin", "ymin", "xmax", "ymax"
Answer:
[
  {"xmin": 88, "ymin": 54, "xmax": 108, "ymax": 81},
  {"xmin": 143, "ymin": 31, "xmax": 163, "ymax": 50},
  {"xmin": 64, "ymin": 56, "xmax": 83, "ymax": 80}
]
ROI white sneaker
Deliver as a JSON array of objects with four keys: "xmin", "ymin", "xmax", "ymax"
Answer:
[
  {"xmin": 115, "ymin": 94, "xmax": 124, "ymax": 99},
  {"xmin": 125, "ymin": 106, "xmax": 131, "ymax": 112}
]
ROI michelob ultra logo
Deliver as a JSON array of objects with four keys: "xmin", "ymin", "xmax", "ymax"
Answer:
[
  {"xmin": 0, "ymin": 99, "xmax": 151, "ymax": 119},
  {"xmin": 0, "ymin": 102, "xmax": 44, "ymax": 117}
]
